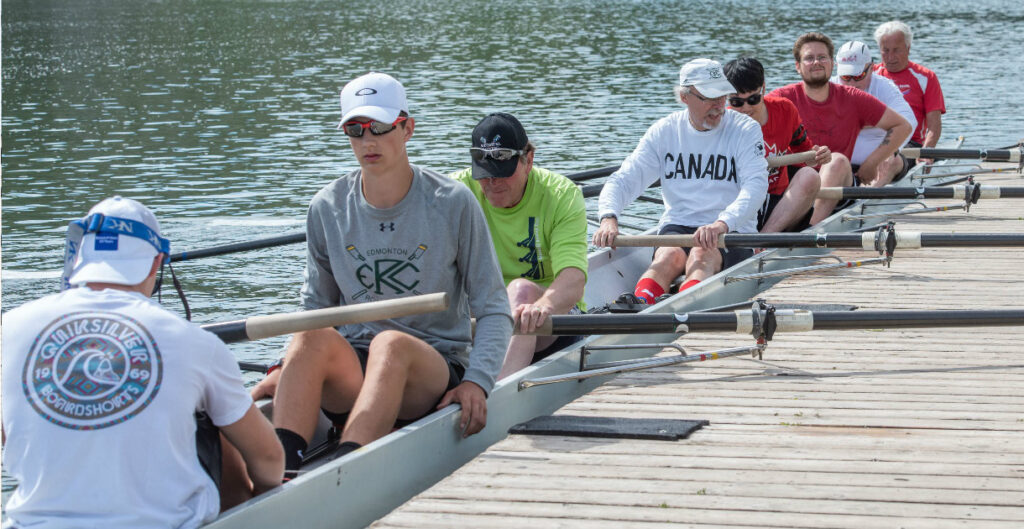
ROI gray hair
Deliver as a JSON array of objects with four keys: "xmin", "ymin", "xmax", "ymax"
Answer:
[
  {"xmin": 874, "ymin": 21, "xmax": 913, "ymax": 48},
  {"xmin": 674, "ymin": 85, "xmax": 691, "ymax": 103}
]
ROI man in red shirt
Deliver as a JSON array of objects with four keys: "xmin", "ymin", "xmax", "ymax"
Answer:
[
  {"xmin": 723, "ymin": 57, "xmax": 831, "ymax": 232},
  {"xmin": 770, "ymin": 32, "xmax": 911, "ymax": 224},
  {"xmin": 874, "ymin": 20, "xmax": 945, "ymax": 162}
]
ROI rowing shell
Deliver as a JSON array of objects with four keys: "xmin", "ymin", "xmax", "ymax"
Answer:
[{"xmin": 208, "ymin": 145, "xmax": 971, "ymax": 529}]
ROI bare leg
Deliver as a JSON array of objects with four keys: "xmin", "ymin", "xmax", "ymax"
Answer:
[
  {"xmin": 810, "ymin": 154, "xmax": 853, "ymax": 224},
  {"xmin": 761, "ymin": 167, "xmax": 821, "ymax": 233},
  {"xmin": 683, "ymin": 247, "xmax": 723, "ymax": 282},
  {"xmin": 869, "ymin": 154, "xmax": 904, "ymax": 187},
  {"xmin": 637, "ymin": 246, "xmax": 687, "ymax": 291},
  {"xmin": 498, "ymin": 279, "xmax": 557, "ymax": 380},
  {"xmin": 272, "ymin": 328, "xmax": 364, "ymax": 441},
  {"xmin": 341, "ymin": 331, "xmax": 451, "ymax": 445}
]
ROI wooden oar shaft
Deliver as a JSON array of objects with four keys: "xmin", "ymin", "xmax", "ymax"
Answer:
[
  {"xmin": 766, "ymin": 151, "xmax": 816, "ymax": 168},
  {"xmin": 530, "ymin": 309, "xmax": 1024, "ymax": 335},
  {"xmin": 170, "ymin": 231, "xmax": 306, "ymax": 262},
  {"xmin": 901, "ymin": 147, "xmax": 1022, "ymax": 162},
  {"xmin": 202, "ymin": 292, "xmax": 449, "ymax": 343},
  {"xmin": 612, "ymin": 232, "xmax": 1024, "ymax": 249},
  {"xmin": 816, "ymin": 185, "xmax": 1024, "ymax": 200}
]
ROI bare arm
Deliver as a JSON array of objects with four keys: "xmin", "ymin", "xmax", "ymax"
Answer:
[
  {"xmin": 514, "ymin": 267, "xmax": 586, "ymax": 333},
  {"xmin": 857, "ymin": 108, "xmax": 912, "ymax": 183},
  {"xmin": 220, "ymin": 404, "xmax": 284, "ymax": 494},
  {"xmin": 923, "ymin": 110, "xmax": 942, "ymax": 148}
]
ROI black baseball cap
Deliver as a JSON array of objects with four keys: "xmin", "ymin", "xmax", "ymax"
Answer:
[{"xmin": 470, "ymin": 113, "xmax": 529, "ymax": 180}]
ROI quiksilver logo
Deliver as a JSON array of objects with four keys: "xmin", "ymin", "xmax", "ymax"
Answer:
[
  {"xmin": 22, "ymin": 311, "xmax": 163, "ymax": 430},
  {"xmin": 356, "ymin": 88, "xmax": 378, "ymax": 96}
]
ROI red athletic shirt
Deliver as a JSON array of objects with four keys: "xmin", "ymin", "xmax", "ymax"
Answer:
[
  {"xmin": 760, "ymin": 96, "xmax": 814, "ymax": 194},
  {"xmin": 769, "ymin": 83, "xmax": 887, "ymax": 161},
  {"xmin": 874, "ymin": 61, "xmax": 945, "ymax": 144}
]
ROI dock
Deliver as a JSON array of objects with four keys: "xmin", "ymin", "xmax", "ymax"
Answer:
[{"xmin": 374, "ymin": 167, "xmax": 1024, "ymax": 528}]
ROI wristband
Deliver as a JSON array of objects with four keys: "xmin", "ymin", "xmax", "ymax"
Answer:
[{"xmin": 265, "ymin": 357, "xmax": 285, "ymax": 375}]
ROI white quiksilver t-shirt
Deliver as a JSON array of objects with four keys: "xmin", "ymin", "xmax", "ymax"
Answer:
[
  {"xmin": 599, "ymin": 108, "xmax": 768, "ymax": 233},
  {"xmin": 2, "ymin": 287, "xmax": 252, "ymax": 529}
]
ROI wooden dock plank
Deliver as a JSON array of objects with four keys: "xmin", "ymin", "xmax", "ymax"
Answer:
[{"xmin": 373, "ymin": 168, "xmax": 1024, "ymax": 527}]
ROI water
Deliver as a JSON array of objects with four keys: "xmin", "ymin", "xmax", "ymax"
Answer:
[{"xmin": 3, "ymin": 0, "xmax": 1023, "ymax": 509}]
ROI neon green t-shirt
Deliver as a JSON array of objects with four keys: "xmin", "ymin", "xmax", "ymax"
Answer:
[{"xmin": 451, "ymin": 166, "xmax": 588, "ymax": 310}]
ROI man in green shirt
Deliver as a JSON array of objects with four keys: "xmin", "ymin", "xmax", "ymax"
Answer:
[{"xmin": 451, "ymin": 113, "xmax": 588, "ymax": 379}]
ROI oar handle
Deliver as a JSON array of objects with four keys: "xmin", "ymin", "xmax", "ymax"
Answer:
[
  {"xmin": 901, "ymin": 147, "xmax": 1022, "ymax": 163},
  {"xmin": 767, "ymin": 151, "xmax": 816, "ymax": 168},
  {"xmin": 203, "ymin": 292, "xmax": 450, "ymax": 343},
  {"xmin": 612, "ymin": 234, "xmax": 712, "ymax": 248}
]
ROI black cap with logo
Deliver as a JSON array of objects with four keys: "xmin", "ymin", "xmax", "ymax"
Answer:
[{"xmin": 470, "ymin": 112, "xmax": 529, "ymax": 180}]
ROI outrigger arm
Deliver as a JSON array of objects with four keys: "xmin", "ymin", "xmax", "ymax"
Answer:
[{"xmin": 518, "ymin": 302, "xmax": 1024, "ymax": 390}]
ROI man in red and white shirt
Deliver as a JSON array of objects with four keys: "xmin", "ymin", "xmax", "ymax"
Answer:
[
  {"xmin": 724, "ymin": 57, "xmax": 831, "ymax": 232},
  {"xmin": 770, "ymin": 32, "xmax": 912, "ymax": 224},
  {"xmin": 873, "ymin": 20, "xmax": 946, "ymax": 162}
]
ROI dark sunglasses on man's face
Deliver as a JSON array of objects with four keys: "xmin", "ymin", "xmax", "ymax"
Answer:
[
  {"xmin": 469, "ymin": 147, "xmax": 524, "ymax": 162},
  {"xmin": 728, "ymin": 93, "xmax": 763, "ymax": 108},
  {"xmin": 342, "ymin": 116, "xmax": 407, "ymax": 138},
  {"xmin": 840, "ymin": 64, "xmax": 872, "ymax": 83}
]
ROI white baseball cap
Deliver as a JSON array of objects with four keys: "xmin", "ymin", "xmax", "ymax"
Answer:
[
  {"xmin": 836, "ymin": 41, "xmax": 872, "ymax": 76},
  {"xmin": 678, "ymin": 58, "xmax": 736, "ymax": 98},
  {"xmin": 339, "ymin": 72, "xmax": 409, "ymax": 126},
  {"xmin": 68, "ymin": 196, "xmax": 165, "ymax": 286}
]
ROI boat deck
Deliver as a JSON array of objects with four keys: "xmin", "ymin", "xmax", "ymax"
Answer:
[{"xmin": 373, "ymin": 167, "xmax": 1024, "ymax": 529}]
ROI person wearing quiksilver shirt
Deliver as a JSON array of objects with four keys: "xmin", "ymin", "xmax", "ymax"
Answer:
[
  {"xmin": 593, "ymin": 58, "xmax": 768, "ymax": 305},
  {"xmin": 2, "ymin": 196, "xmax": 283, "ymax": 528}
]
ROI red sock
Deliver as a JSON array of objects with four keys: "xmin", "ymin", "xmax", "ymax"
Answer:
[
  {"xmin": 634, "ymin": 278, "xmax": 665, "ymax": 303},
  {"xmin": 679, "ymin": 279, "xmax": 701, "ymax": 292}
]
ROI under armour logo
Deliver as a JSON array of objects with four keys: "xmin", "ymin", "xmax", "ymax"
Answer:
[
  {"xmin": 380, "ymin": 222, "xmax": 395, "ymax": 232},
  {"xmin": 355, "ymin": 88, "xmax": 378, "ymax": 96}
]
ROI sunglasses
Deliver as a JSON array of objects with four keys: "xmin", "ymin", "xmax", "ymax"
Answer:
[
  {"xmin": 840, "ymin": 65, "xmax": 872, "ymax": 83},
  {"xmin": 469, "ymin": 147, "xmax": 525, "ymax": 162},
  {"xmin": 728, "ymin": 93, "xmax": 763, "ymax": 108},
  {"xmin": 341, "ymin": 116, "xmax": 407, "ymax": 138}
]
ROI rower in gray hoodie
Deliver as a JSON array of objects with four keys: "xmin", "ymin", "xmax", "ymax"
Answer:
[{"xmin": 249, "ymin": 72, "xmax": 512, "ymax": 477}]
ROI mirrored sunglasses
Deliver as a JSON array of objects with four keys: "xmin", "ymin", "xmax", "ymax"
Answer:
[
  {"xmin": 840, "ymin": 65, "xmax": 872, "ymax": 83},
  {"xmin": 342, "ymin": 116, "xmax": 407, "ymax": 138},
  {"xmin": 469, "ymin": 147, "xmax": 524, "ymax": 162}
]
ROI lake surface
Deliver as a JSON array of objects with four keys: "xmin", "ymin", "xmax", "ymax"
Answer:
[{"xmin": 3, "ymin": 0, "xmax": 1022, "ymax": 507}]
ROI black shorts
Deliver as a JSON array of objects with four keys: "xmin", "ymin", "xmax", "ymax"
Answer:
[
  {"xmin": 657, "ymin": 224, "xmax": 754, "ymax": 269},
  {"xmin": 892, "ymin": 152, "xmax": 912, "ymax": 182},
  {"xmin": 320, "ymin": 342, "xmax": 465, "ymax": 429},
  {"xmin": 195, "ymin": 412, "xmax": 222, "ymax": 488},
  {"xmin": 756, "ymin": 193, "xmax": 784, "ymax": 232}
]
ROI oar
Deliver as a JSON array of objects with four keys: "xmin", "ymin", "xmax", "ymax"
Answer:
[
  {"xmin": 612, "ymin": 231, "xmax": 1024, "ymax": 249},
  {"xmin": 817, "ymin": 185, "xmax": 1024, "ymax": 200},
  {"xmin": 170, "ymin": 165, "xmax": 625, "ymax": 263},
  {"xmin": 766, "ymin": 151, "xmax": 816, "ymax": 168},
  {"xmin": 901, "ymin": 147, "xmax": 1023, "ymax": 163},
  {"xmin": 578, "ymin": 152, "xmax": 816, "ymax": 199},
  {"xmin": 170, "ymin": 231, "xmax": 306, "ymax": 263},
  {"xmin": 525, "ymin": 308, "xmax": 1024, "ymax": 335},
  {"xmin": 565, "ymin": 165, "xmax": 620, "ymax": 183},
  {"xmin": 202, "ymin": 292, "xmax": 449, "ymax": 344}
]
